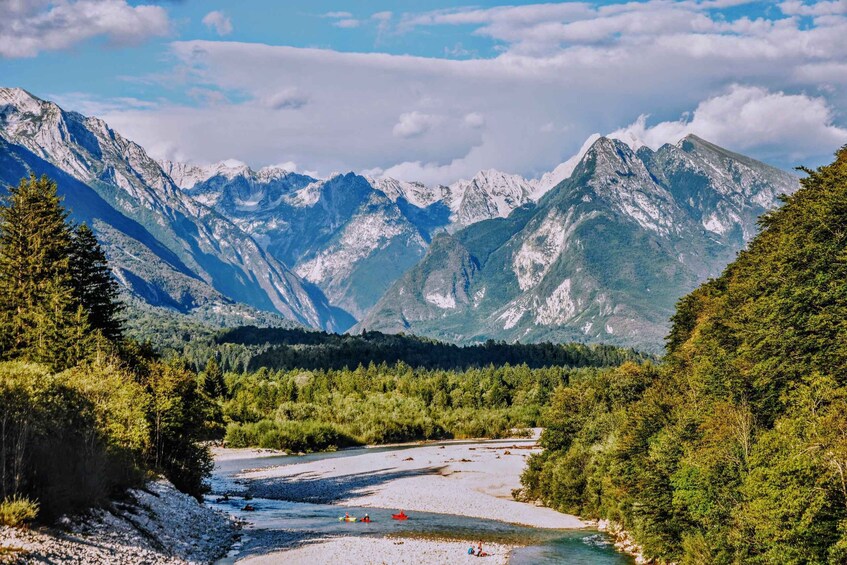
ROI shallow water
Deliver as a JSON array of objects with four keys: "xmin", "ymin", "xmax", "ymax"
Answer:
[{"xmin": 209, "ymin": 442, "xmax": 633, "ymax": 564}]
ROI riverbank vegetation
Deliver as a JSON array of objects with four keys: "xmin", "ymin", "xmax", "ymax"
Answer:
[
  {"xmin": 218, "ymin": 363, "xmax": 647, "ymax": 451},
  {"xmin": 522, "ymin": 148, "xmax": 847, "ymax": 562},
  {"xmin": 0, "ymin": 175, "xmax": 210, "ymax": 524}
]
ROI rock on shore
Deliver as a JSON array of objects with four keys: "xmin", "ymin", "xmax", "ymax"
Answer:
[{"xmin": 0, "ymin": 479, "xmax": 237, "ymax": 564}]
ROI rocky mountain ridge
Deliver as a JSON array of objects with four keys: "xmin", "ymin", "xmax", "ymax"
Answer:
[
  {"xmin": 358, "ymin": 134, "xmax": 799, "ymax": 351},
  {"xmin": 0, "ymin": 87, "xmax": 800, "ymax": 349},
  {"xmin": 0, "ymin": 87, "xmax": 346, "ymax": 330}
]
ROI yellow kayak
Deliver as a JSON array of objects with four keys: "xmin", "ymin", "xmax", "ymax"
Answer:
[{"xmin": 338, "ymin": 516, "xmax": 357, "ymax": 522}]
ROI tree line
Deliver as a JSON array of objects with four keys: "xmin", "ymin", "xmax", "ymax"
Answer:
[
  {"xmin": 202, "ymin": 359, "xmax": 643, "ymax": 453},
  {"xmin": 0, "ymin": 175, "xmax": 211, "ymax": 524},
  {"xmin": 149, "ymin": 324, "xmax": 651, "ymax": 375}
]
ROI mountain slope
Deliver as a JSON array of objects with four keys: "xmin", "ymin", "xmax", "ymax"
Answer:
[
  {"xmin": 0, "ymin": 87, "xmax": 345, "ymax": 330},
  {"xmin": 179, "ymin": 168, "xmax": 435, "ymax": 320},
  {"xmin": 523, "ymin": 147, "xmax": 847, "ymax": 564},
  {"xmin": 359, "ymin": 135, "xmax": 799, "ymax": 351}
]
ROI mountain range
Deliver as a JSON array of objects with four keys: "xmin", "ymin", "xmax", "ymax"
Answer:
[
  {"xmin": 359, "ymin": 135, "xmax": 798, "ymax": 349},
  {"xmin": 0, "ymin": 88, "xmax": 798, "ymax": 351}
]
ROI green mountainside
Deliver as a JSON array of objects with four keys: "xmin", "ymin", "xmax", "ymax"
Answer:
[{"xmin": 522, "ymin": 147, "xmax": 847, "ymax": 562}]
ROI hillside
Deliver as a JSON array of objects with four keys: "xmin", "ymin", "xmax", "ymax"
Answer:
[{"xmin": 521, "ymin": 147, "xmax": 847, "ymax": 562}]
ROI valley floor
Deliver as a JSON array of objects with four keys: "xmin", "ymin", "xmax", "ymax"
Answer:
[{"xmin": 219, "ymin": 437, "xmax": 587, "ymax": 563}]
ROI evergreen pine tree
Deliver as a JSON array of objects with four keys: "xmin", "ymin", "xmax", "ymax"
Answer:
[
  {"xmin": 201, "ymin": 356, "xmax": 226, "ymax": 398},
  {"xmin": 70, "ymin": 223, "xmax": 124, "ymax": 341},
  {"xmin": 0, "ymin": 175, "xmax": 89, "ymax": 368}
]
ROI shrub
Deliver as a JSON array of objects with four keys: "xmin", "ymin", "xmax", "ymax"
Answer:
[{"xmin": 0, "ymin": 496, "xmax": 39, "ymax": 527}]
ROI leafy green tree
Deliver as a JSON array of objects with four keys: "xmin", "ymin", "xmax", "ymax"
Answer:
[{"xmin": 143, "ymin": 360, "xmax": 213, "ymax": 499}]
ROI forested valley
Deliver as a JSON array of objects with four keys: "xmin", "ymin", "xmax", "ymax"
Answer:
[
  {"xmin": 0, "ymin": 173, "xmax": 646, "ymax": 527},
  {"xmin": 7, "ymin": 147, "xmax": 846, "ymax": 565}
]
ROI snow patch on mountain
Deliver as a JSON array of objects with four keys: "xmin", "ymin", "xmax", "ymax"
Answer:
[
  {"xmin": 295, "ymin": 206, "xmax": 420, "ymax": 285},
  {"xmin": 513, "ymin": 209, "xmax": 599, "ymax": 291},
  {"xmin": 498, "ymin": 303, "xmax": 527, "ymax": 330}
]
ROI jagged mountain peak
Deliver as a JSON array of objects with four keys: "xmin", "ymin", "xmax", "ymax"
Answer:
[
  {"xmin": 533, "ymin": 133, "xmax": 602, "ymax": 195},
  {"xmin": 161, "ymin": 158, "xmax": 301, "ymax": 190},
  {"xmin": 0, "ymin": 87, "xmax": 49, "ymax": 115},
  {"xmin": 0, "ymin": 89, "xmax": 347, "ymax": 331},
  {"xmin": 448, "ymin": 168, "xmax": 535, "ymax": 226},
  {"xmin": 361, "ymin": 132, "xmax": 799, "ymax": 351}
]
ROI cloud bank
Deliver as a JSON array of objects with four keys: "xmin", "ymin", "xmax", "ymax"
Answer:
[{"xmin": 85, "ymin": 1, "xmax": 847, "ymax": 183}]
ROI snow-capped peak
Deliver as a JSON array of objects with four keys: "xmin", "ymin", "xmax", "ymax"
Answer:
[
  {"xmin": 367, "ymin": 176, "xmax": 445, "ymax": 209},
  {"xmin": 160, "ymin": 159, "xmax": 250, "ymax": 189},
  {"xmin": 0, "ymin": 87, "xmax": 47, "ymax": 117},
  {"xmin": 532, "ymin": 133, "xmax": 602, "ymax": 196}
]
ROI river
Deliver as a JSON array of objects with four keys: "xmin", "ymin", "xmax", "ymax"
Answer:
[{"xmin": 207, "ymin": 440, "xmax": 633, "ymax": 564}]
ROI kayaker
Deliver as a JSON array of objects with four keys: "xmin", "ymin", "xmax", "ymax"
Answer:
[{"xmin": 363, "ymin": 513, "xmax": 371, "ymax": 523}]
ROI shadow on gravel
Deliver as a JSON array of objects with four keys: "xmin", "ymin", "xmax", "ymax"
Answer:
[{"xmin": 244, "ymin": 466, "xmax": 447, "ymax": 504}]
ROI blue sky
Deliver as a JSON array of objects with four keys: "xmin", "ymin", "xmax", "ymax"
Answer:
[{"xmin": 1, "ymin": 1, "xmax": 846, "ymax": 182}]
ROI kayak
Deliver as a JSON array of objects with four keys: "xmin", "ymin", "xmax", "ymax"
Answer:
[
  {"xmin": 392, "ymin": 513, "xmax": 408, "ymax": 520},
  {"xmin": 338, "ymin": 517, "xmax": 357, "ymax": 522}
]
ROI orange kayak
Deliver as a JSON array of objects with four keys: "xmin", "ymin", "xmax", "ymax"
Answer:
[{"xmin": 392, "ymin": 513, "xmax": 408, "ymax": 520}]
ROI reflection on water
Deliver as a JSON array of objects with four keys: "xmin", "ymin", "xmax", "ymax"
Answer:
[{"xmin": 209, "ymin": 443, "xmax": 633, "ymax": 564}]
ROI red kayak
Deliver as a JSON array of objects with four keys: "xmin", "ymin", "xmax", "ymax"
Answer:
[{"xmin": 392, "ymin": 513, "xmax": 408, "ymax": 520}]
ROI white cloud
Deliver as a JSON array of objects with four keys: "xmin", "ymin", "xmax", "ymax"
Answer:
[
  {"xmin": 464, "ymin": 112, "xmax": 486, "ymax": 129},
  {"xmin": 202, "ymin": 11, "xmax": 233, "ymax": 37},
  {"xmin": 0, "ymin": 0, "xmax": 170, "ymax": 58},
  {"xmin": 324, "ymin": 11, "xmax": 353, "ymax": 19},
  {"xmin": 393, "ymin": 112, "xmax": 440, "ymax": 138},
  {"xmin": 89, "ymin": 1, "xmax": 847, "ymax": 183},
  {"xmin": 267, "ymin": 160, "xmax": 298, "ymax": 172},
  {"xmin": 780, "ymin": 1, "xmax": 847, "ymax": 16},
  {"xmin": 333, "ymin": 19, "xmax": 361, "ymax": 29},
  {"xmin": 609, "ymin": 85, "xmax": 847, "ymax": 160}
]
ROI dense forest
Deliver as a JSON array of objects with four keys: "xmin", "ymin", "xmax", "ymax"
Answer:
[
  {"xmin": 214, "ymin": 362, "xmax": 649, "ymax": 452},
  {"xmin": 522, "ymin": 147, "xmax": 847, "ymax": 562},
  {"xmin": 0, "ymin": 175, "xmax": 211, "ymax": 525},
  {"xmin": 134, "ymin": 323, "xmax": 649, "ymax": 374},
  {"xmin": 149, "ymin": 323, "xmax": 648, "ymax": 454}
]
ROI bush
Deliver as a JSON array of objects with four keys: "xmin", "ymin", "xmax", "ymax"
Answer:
[
  {"xmin": 226, "ymin": 420, "xmax": 357, "ymax": 453},
  {"xmin": 0, "ymin": 495, "xmax": 39, "ymax": 527},
  {"xmin": 0, "ymin": 361, "xmax": 137, "ymax": 520}
]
